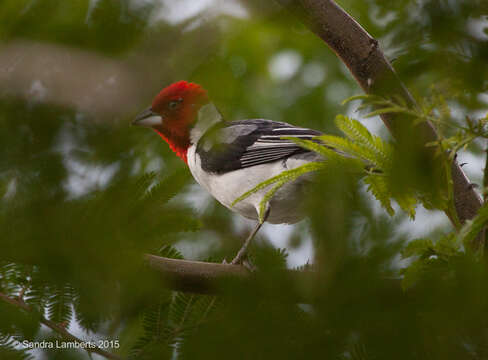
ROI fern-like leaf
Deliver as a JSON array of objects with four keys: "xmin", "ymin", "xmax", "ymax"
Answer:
[
  {"xmin": 167, "ymin": 292, "xmax": 217, "ymax": 341},
  {"xmin": 158, "ymin": 245, "xmax": 184, "ymax": 260},
  {"xmin": 458, "ymin": 201, "xmax": 488, "ymax": 250},
  {"xmin": 363, "ymin": 106, "xmax": 408, "ymax": 118},
  {"xmin": 0, "ymin": 333, "xmax": 33, "ymax": 360},
  {"xmin": 364, "ymin": 175, "xmax": 394, "ymax": 216},
  {"xmin": 392, "ymin": 190, "xmax": 417, "ymax": 219},
  {"xmin": 319, "ymin": 135, "xmax": 379, "ymax": 165},
  {"xmin": 143, "ymin": 169, "xmax": 190, "ymax": 205},
  {"xmin": 135, "ymin": 171, "xmax": 158, "ymax": 199},
  {"xmin": 129, "ymin": 294, "xmax": 173, "ymax": 360},
  {"xmin": 232, "ymin": 162, "xmax": 324, "ymax": 207},
  {"xmin": 46, "ymin": 284, "xmax": 73, "ymax": 326},
  {"xmin": 335, "ymin": 115, "xmax": 391, "ymax": 167}
]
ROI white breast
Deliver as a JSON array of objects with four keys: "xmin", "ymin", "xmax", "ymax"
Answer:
[{"xmin": 186, "ymin": 145, "xmax": 316, "ymax": 224}]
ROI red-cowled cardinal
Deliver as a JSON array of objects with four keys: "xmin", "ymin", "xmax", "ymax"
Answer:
[{"xmin": 133, "ymin": 81, "xmax": 322, "ymax": 264}]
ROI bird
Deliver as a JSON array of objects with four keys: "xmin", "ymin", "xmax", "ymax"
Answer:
[{"xmin": 133, "ymin": 81, "xmax": 324, "ymax": 265}]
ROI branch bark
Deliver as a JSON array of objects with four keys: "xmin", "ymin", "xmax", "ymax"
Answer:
[
  {"xmin": 144, "ymin": 254, "xmax": 405, "ymax": 301},
  {"xmin": 274, "ymin": 0, "xmax": 483, "ymax": 246},
  {"xmin": 144, "ymin": 254, "xmax": 249, "ymax": 293},
  {"xmin": 0, "ymin": 292, "xmax": 123, "ymax": 360}
]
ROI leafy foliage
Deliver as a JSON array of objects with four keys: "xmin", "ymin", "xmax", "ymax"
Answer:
[
  {"xmin": 459, "ymin": 202, "xmax": 488, "ymax": 250},
  {"xmin": 400, "ymin": 235, "xmax": 463, "ymax": 290},
  {"xmin": 0, "ymin": 334, "xmax": 33, "ymax": 360},
  {"xmin": 129, "ymin": 246, "xmax": 218, "ymax": 360},
  {"xmin": 0, "ymin": 0, "xmax": 154, "ymax": 54},
  {"xmin": 0, "ymin": 169, "xmax": 198, "ymax": 356}
]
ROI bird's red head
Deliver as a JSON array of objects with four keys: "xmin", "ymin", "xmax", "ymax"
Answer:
[{"xmin": 133, "ymin": 81, "xmax": 209, "ymax": 163}]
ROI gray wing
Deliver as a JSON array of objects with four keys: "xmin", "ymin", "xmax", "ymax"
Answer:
[{"xmin": 195, "ymin": 119, "xmax": 322, "ymax": 174}]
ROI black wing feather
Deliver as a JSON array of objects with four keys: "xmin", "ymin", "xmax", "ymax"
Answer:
[{"xmin": 196, "ymin": 119, "xmax": 322, "ymax": 174}]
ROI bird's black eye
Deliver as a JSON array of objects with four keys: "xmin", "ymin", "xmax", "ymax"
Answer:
[{"xmin": 168, "ymin": 98, "xmax": 183, "ymax": 110}]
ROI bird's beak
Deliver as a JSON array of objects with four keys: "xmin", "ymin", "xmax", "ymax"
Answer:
[{"xmin": 132, "ymin": 107, "xmax": 163, "ymax": 127}]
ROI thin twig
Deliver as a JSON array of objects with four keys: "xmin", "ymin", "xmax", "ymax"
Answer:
[
  {"xmin": 483, "ymin": 142, "xmax": 488, "ymax": 252},
  {"xmin": 484, "ymin": 142, "xmax": 488, "ymax": 203},
  {"xmin": 0, "ymin": 292, "xmax": 123, "ymax": 360}
]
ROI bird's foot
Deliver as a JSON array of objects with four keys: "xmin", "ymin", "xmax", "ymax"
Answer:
[
  {"xmin": 230, "ymin": 251, "xmax": 245, "ymax": 265},
  {"xmin": 229, "ymin": 253, "xmax": 256, "ymax": 271},
  {"xmin": 242, "ymin": 258, "xmax": 256, "ymax": 272}
]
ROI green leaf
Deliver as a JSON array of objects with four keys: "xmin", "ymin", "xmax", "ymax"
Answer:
[
  {"xmin": 257, "ymin": 180, "xmax": 284, "ymax": 223},
  {"xmin": 158, "ymin": 245, "xmax": 184, "ymax": 260},
  {"xmin": 400, "ymin": 260, "xmax": 427, "ymax": 291},
  {"xmin": 282, "ymin": 137, "xmax": 337, "ymax": 158},
  {"xmin": 364, "ymin": 107, "xmax": 407, "ymax": 118},
  {"xmin": 319, "ymin": 135, "xmax": 379, "ymax": 166},
  {"xmin": 401, "ymin": 238, "xmax": 434, "ymax": 259},
  {"xmin": 341, "ymin": 94, "xmax": 382, "ymax": 106},
  {"xmin": 46, "ymin": 284, "xmax": 73, "ymax": 326},
  {"xmin": 434, "ymin": 233, "xmax": 462, "ymax": 259},
  {"xmin": 393, "ymin": 191, "xmax": 417, "ymax": 219},
  {"xmin": 144, "ymin": 169, "xmax": 190, "ymax": 205},
  {"xmin": 458, "ymin": 201, "xmax": 488, "ymax": 250},
  {"xmin": 283, "ymin": 136, "xmax": 366, "ymax": 171},
  {"xmin": 0, "ymin": 333, "xmax": 33, "ymax": 360},
  {"xmin": 334, "ymin": 115, "xmax": 391, "ymax": 167},
  {"xmin": 232, "ymin": 162, "xmax": 324, "ymax": 207},
  {"xmin": 130, "ymin": 294, "xmax": 173, "ymax": 359},
  {"xmin": 363, "ymin": 175, "xmax": 394, "ymax": 216}
]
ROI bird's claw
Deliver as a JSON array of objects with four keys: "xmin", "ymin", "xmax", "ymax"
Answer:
[
  {"xmin": 242, "ymin": 258, "xmax": 256, "ymax": 272},
  {"xmin": 229, "ymin": 255, "xmax": 256, "ymax": 271}
]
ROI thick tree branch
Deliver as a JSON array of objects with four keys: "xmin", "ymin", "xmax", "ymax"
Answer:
[
  {"xmin": 144, "ymin": 254, "xmax": 249, "ymax": 293},
  {"xmin": 274, "ymin": 0, "xmax": 483, "ymax": 246},
  {"xmin": 145, "ymin": 254, "xmax": 321, "ymax": 299},
  {"xmin": 0, "ymin": 292, "xmax": 123, "ymax": 360},
  {"xmin": 144, "ymin": 254, "xmax": 404, "ymax": 302},
  {"xmin": 144, "ymin": 254, "xmax": 313, "ymax": 298}
]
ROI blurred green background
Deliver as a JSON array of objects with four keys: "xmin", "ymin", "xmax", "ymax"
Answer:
[{"xmin": 0, "ymin": 0, "xmax": 487, "ymax": 359}]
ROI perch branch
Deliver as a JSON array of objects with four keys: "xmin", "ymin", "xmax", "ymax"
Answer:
[
  {"xmin": 144, "ymin": 254, "xmax": 403, "ymax": 301},
  {"xmin": 274, "ymin": 0, "xmax": 483, "ymax": 247},
  {"xmin": 144, "ymin": 254, "xmax": 249, "ymax": 293},
  {"xmin": 0, "ymin": 292, "xmax": 123, "ymax": 360}
]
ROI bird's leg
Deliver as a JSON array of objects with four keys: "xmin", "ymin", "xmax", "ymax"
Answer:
[
  {"xmin": 230, "ymin": 222, "xmax": 263, "ymax": 265},
  {"xmin": 231, "ymin": 207, "xmax": 270, "ymax": 266}
]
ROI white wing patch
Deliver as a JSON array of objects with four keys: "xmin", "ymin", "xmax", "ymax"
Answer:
[{"xmin": 271, "ymin": 127, "xmax": 310, "ymax": 132}]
